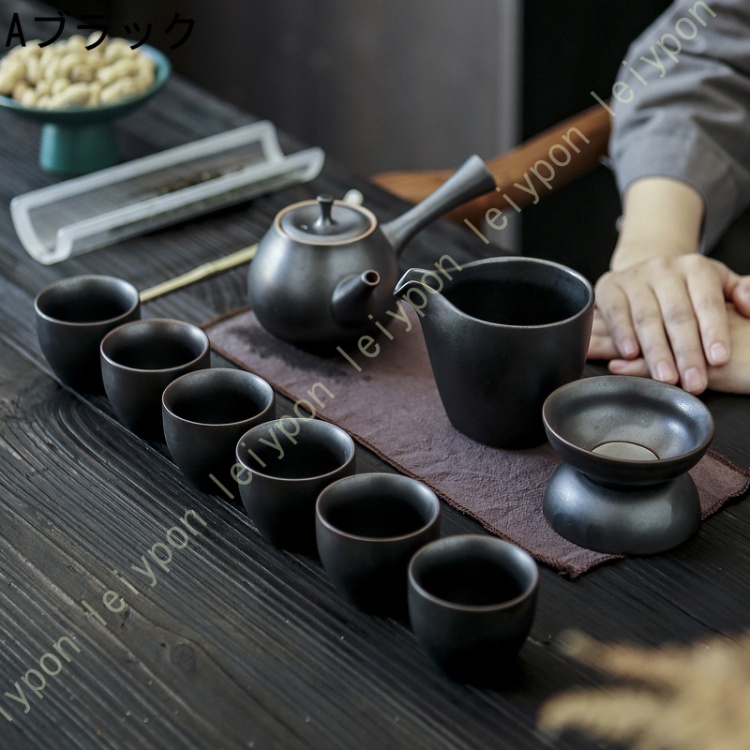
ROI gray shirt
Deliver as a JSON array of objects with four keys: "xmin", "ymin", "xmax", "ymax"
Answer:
[{"xmin": 610, "ymin": 0, "xmax": 750, "ymax": 251}]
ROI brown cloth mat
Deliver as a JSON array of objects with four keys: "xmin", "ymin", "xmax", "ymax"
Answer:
[{"xmin": 204, "ymin": 305, "xmax": 750, "ymax": 577}]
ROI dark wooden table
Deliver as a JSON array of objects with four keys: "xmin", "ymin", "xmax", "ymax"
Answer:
[{"xmin": 2, "ymin": 17, "xmax": 750, "ymax": 750}]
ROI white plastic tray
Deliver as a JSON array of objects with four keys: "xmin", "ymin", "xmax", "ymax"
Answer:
[{"xmin": 11, "ymin": 121, "xmax": 324, "ymax": 265}]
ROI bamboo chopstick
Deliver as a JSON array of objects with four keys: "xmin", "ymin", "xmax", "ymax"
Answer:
[
  {"xmin": 139, "ymin": 243, "xmax": 258, "ymax": 302},
  {"xmin": 137, "ymin": 190, "xmax": 363, "ymax": 303}
]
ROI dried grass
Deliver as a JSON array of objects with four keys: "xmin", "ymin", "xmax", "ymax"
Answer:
[{"xmin": 538, "ymin": 630, "xmax": 750, "ymax": 750}]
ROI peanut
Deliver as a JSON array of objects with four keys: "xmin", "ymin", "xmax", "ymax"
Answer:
[
  {"xmin": 24, "ymin": 59, "xmax": 41, "ymax": 85},
  {"xmin": 50, "ymin": 82, "xmax": 91, "ymax": 108},
  {"xmin": 100, "ymin": 77, "xmax": 138, "ymax": 104},
  {"xmin": 70, "ymin": 64, "xmax": 95, "ymax": 83},
  {"xmin": 12, "ymin": 80, "xmax": 29, "ymax": 99},
  {"xmin": 34, "ymin": 79, "xmax": 51, "ymax": 97},
  {"xmin": 58, "ymin": 52, "xmax": 85, "ymax": 78},
  {"xmin": 103, "ymin": 38, "xmax": 137, "ymax": 63},
  {"xmin": 1, "ymin": 35, "xmax": 158, "ymax": 109},
  {"xmin": 0, "ymin": 58, "xmax": 26, "ymax": 95},
  {"xmin": 97, "ymin": 58, "xmax": 139, "ymax": 86},
  {"xmin": 87, "ymin": 32, "xmax": 107, "ymax": 52},
  {"xmin": 20, "ymin": 88, "xmax": 38, "ymax": 107},
  {"xmin": 50, "ymin": 78, "xmax": 69, "ymax": 95},
  {"xmin": 87, "ymin": 81, "xmax": 102, "ymax": 106}
]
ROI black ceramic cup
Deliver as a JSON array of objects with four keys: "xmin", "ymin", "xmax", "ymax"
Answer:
[
  {"xmin": 100, "ymin": 318, "xmax": 210, "ymax": 441},
  {"xmin": 408, "ymin": 535, "xmax": 538, "ymax": 685},
  {"xmin": 316, "ymin": 473, "xmax": 441, "ymax": 617},
  {"xmin": 34, "ymin": 274, "xmax": 141, "ymax": 393},
  {"xmin": 235, "ymin": 418, "xmax": 356, "ymax": 553},
  {"xmin": 162, "ymin": 368, "xmax": 276, "ymax": 494}
]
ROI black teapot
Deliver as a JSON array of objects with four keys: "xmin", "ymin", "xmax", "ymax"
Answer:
[{"xmin": 247, "ymin": 156, "xmax": 496, "ymax": 349}]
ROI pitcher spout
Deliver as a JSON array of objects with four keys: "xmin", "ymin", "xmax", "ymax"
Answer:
[
  {"xmin": 394, "ymin": 268, "xmax": 432, "ymax": 298},
  {"xmin": 331, "ymin": 270, "xmax": 381, "ymax": 328}
]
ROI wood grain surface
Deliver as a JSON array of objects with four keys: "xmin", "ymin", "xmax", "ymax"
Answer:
[{"xmin": 2, "ymin": 4, "xmax": 750, "ymax": 749}]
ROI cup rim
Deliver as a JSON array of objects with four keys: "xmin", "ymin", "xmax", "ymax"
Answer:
[
  {"xmin": 316, "ymin": 473, "xmax": 441, "ymax": 543},
  {"xmin": 35, "ymin": 274, "xmax": 140, "ymax": 327},
  {"xmin": 236, "ymin": 417, "xmax": 355, "ymax": 482},
  {"xmin": 162, "ymin": 367, "xmax": 275, "ymax": 428},
  {"xmin": 432, "ymin": 256, "xmax": 594, "ymax": 331},
  {"xmin": 408, "ymin": 534, "xmax": 539, "ymax": 612},
  {"xmin": 100, "ymin": 318, "xmax": 210, "ymax": 374}
]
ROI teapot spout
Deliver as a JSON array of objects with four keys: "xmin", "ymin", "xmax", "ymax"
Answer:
[{"xmin": 331, "ymin": 270, "xmax": 381, "ymax": 328}]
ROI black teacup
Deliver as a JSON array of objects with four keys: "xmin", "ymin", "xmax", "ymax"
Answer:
[
  {"xmin": 235, "ymin": 418, "xmax": 356, "ymax": 553},
  {"xmin": 316, "ymin": 473, "xmax": 441, "ymax": 617},
  {"xmin": 35, "ymin": 274, "xmax": 141, "ymax": 393},
  {"xmin": 100, "ymin": 318, "xmax": 210, "ymax": 440},
  {"xmin": 408, "ymin": 535, "xmax": 539, "ymax": 685},
  {"xmin": 162, "ymin": 368, "xmax": 276, "ymax": 494}
]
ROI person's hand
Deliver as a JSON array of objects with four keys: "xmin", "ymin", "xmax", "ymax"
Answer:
[
  {"xmin": 706, "ymin": 303, "xmax": 750, "ymax": 393},
  {"xmin": 587, "ymin": 307, "xmax": 620, "ymax": 361},
  {"xmin": 594, "ymin": 256, "xmax": 750, "ymax": 394},
  {"xmin": 588, "ymin": 304, "xmax": 750, "ymax": 394},
  {"xmin": 590, "ymin": 176, "xmax": 750, "ymax": 394}
]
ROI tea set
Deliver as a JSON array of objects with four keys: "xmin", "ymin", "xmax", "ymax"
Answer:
[{"xmin": 32, "ymin": 153, "xmax": 715, "ymax": 684}]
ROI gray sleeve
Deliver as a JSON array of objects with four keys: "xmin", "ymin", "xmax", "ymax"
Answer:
[{"xmin": 609, "ymin": 0, "xmax": 750, "ymax": 251}]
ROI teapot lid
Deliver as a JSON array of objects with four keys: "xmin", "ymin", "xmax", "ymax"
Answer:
[{"xmin": 276, "ymin": 195, "xmax": 377, "ymax": 244}]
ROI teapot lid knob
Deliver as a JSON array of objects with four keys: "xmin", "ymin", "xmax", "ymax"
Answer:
[{"xmin": 314, "ymin": 195, "xmax": 336, "ymax": 230}]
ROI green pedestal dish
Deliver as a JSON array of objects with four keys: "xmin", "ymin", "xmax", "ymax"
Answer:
[{"xmin": 0, "ymin": 44, "xmax": 170, "ymax": 174}]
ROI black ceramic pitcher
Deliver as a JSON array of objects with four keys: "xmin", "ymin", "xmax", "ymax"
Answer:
[{"xmin": 395, "ymin": 256, "xmax": 595, "ymax": 449}]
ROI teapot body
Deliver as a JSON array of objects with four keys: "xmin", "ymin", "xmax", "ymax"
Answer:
[
  {"xmin": 247, "ymin": 155, "xmax": 498, "ymax": 350},
  {"xmin": 247, "ymin": 228, "xmax": 399, "ymax": 350}
]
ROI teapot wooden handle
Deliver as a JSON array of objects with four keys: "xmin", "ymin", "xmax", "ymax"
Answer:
[{"xmin": 373, "ymin": 103, "xmax": 612, "ymax": 227}]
